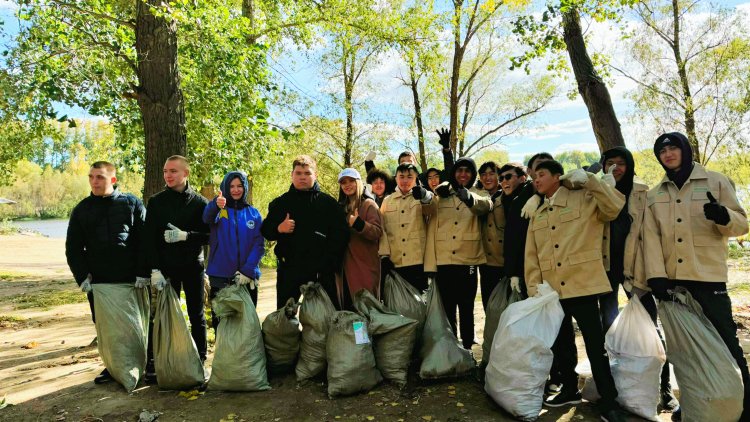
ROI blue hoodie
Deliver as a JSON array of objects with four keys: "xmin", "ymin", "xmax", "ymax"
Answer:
[{"xmin": 202, "ymin": 171, "xmax": 264, "ymax": 279}]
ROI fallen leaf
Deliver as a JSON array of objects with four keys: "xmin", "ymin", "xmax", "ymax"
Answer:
[
  {"xmin": 456, "ymin": 402, "xmax": 464, "ymax": 407},
  {"xmin": 447, "ymin": 385, "xmax": 455, "ymax": 390},
  {"xmin": 421, "ymin": 417, "xmax": 433, "ymax": 421},
  {"xmin": 390, "ymin": 402, "xmax": 399, "ymax": 406},
  {"xmin": 22, "ymin": 341, "xmax": 38, "ymax": 349},
  {"xmin": 366, "ymin": 417, "xmax": 375, "ymax": 421},
  {"xmin": 187, "ymin": 396, "xmax": 198, "ymax": 401}
]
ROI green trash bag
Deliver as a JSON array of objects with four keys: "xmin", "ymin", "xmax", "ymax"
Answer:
[
  {"xmin": 296, "ymin": 282, "xmax": 337, "ymax": 381},
  {"xmin": 352, "ymin": 290, "xmax": 418, "ymax": 387},
  {"xmin": 481, "ymin": 277, "xmax": 521, "ymax": 368},
  {"xmin": 208, "ymin": 284, "xmax": 270, "ymax": 391},
  {"xmin": 419, "ymin": 283, "xmax": 476, "ymax": 379},
  {"xmin": 153, "ymin": 285, "xmax": 205, "ymax": 390},
  {"xmin": 658, "ymin": 287, "xmax": 743, "ymax": 422},
  {"xmin": 262, "ymin": 297, "xmax": 301, "ymax": 374},
  {"xmin": 382, "ymin": 270, "xmax": 427, "ymax": 333},
  {"xmin": 326, "ymin": 311, "xmax": 383, "ymax": 397},
  {"xmin": 92, "ymin": 283, "xmax": 149, "ymax": 392}
]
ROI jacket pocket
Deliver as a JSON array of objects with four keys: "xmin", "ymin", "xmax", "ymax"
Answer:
[
  {"xmin": 691, "ymin": 191, "xmax": 708, "ymax": 216},
  {"xmin": 539, "ymin": 259, "xmax": 553, "ymax": 271},
  {"xmin": 462, "ymin": 232, "xmax": 480, "ymax": 241},
  {"xmin": 559, "ymin": 209, "xmax": 581, "ymax": 223},
  {"xmin": 568, "ymin": 249, "xmax": 601, "ymax": 265},
  {"xmin": 693, "ymin": 234, "xmax": 719, "ymax": 246},
  {"xmin": 532, "ymin": 216, "xmax": 549, "ymax": 230}
]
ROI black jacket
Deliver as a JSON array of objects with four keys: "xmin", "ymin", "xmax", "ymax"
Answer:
[
  {"xmin": 65, "ymin": 188, "xmax": 147, "ymax": 284},
  {"xmin": 261, "ymin": 181, "xmax": 349, "ymax": 282},
  {"xmin": 143, "ymin": 182, "xmax": 210, "ymax": 274},
  {"xmin": 503, "ymin": 180, "xmax": 536, "ymax": 278}
]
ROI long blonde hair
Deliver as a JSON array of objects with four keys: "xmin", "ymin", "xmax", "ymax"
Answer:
[{"xmin": 339, "ymin": 178, "xmax": 365, "ymax": 214}]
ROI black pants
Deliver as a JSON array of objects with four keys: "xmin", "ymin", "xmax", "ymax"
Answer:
[
  {"xmin": 435, "ymin": 265, "xmax": 478, "ymax": 349},
  {"xmin": 275, "ymin": 263, "xmax": 338, "ymax": 310},
  {"xmin": 394, "ymin": 264, "xmax": 428, "ymax": 292},
  {"xmin": 87, "ymin": 291, "xmax": 96, "ymax": 324},
  {"xmin": 552, "ymin": 294, "xmax": 618, "ymax": 412},
  {"xmin": 598, "ymin": 273, "xmax": 621, "ymax": 333},
  {"xmin": 164, "ymin": 265, "xmax": 208, "ymax": 360},
  {"xmin": 208, "ymin": 276, "xmax": 258, "ymax": 331},
  {"xmin": 479, "ymin": 265, "xmax": 503, "ymax": 310}
]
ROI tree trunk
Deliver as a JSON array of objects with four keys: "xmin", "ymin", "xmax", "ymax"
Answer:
[
  {"xmin": 671, "ymin": 0, "xmax": 700, "ymax": 163},
  {"xmin": 135, "ymin": 0, "xmax": 186, "ymax": 201},
  {"xmin": 562, "ymin": 7, "xmax": 625, "ymax": 153},
  {"xmin": 242, "ymin": 0, "xmax": 256, "ymax": 203},
  {"xmin": 343, "ymin": 43, "xmax": 354, "ymax": 168},
  {"xmin": 448, "ymin": 2, "xmax": 463, "ymax": 155},
  {"xmin": 408, "ymin": 64, "xmax": 427, "ymax": 172}
]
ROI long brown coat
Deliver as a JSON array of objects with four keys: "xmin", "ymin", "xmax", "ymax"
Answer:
[{"xmin": 338, "ymin": 198, "xmax": 383, "ymax": 302}]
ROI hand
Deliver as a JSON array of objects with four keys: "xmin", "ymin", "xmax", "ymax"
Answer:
[
  {"xmin": 559, "ymin": 168, "xmax": 588, "ymax": 187},
  {"xmin": 704, "ymin": 192, "xmax": 730, "ymax": 226},
  {"xmin": 647, "ymin": 277, "xmax": 673, "ymax": 301},
  {"xmin": 164, "ymin": 223, "xmax": 188, "ymax": 243},
  {"xmin": 381, "ymin": 256, "xmax": 395, "ymax": 273},
  {"xmin": 456, "ymin": 187, "xmax": 474, "ymax": 207},
  {"xmin": 435, "ymin": 183, "xmax": 451, "ymax": 198},
  {"xmin": 364, "ymin": 150, "xmax": 376, "ymax": 162},
  {"xmin": 520, "ymin": 194, "xmax": 542, "ymax": 219},
  {"xmin": 80, "ymin": 273, "xmax": 92, "ymax": 293},
  {"xmin": 411, "ymin": 185, "xmax": 427, "ymax": 200},
  {"xmin": 601, "ymin": 164, "xmax": 616, "ymax": 187},
  {"xmin": 348, "ymin": 208, "xmax": 359, "ymax": 227},
  {"xmin": 216, "ymin": 190, "xmax": 226, "ymax": 209},
  {"xmin": 151, "ymin": 269, "xmax": 169, "ymax": 291},
  {"xmin": 135, "ymin": 276, "xmax": 150, "ymax": 289},
  {"xmin": 510, "ymin": 276, "xmax": 521, "ymax": 293},
  {"xmin": 436, "ymin": 127, "xmax": 451, "ymax": 149},
  {"xmin": 278, "ymin": 213, "xmax": 295, "ymax": 233},
  {"xmin": 236, "ymin": 273, "xmax": 254, "ymax": 286}
]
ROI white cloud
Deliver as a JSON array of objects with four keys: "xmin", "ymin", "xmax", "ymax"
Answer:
[
  {"xmin": 553, "ymin": 142, "xmax": 600, "ymax": 154},
  {"xmin": 0, "ymin": 1, "xmax": 17, "ymax": 10},
  {"xmin": 524, "ymin": 118, "xmax": 593, "ymax": 140}
]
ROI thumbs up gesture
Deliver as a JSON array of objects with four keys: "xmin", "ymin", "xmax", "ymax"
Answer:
[
  {"xmin": 278, "ymin": 212, "xmax": 295, "ymax": 233},
  {"xmin": 348, "ymin": 208, "xmax": 359, "ymax": 227},
  {"xmin": 216, "ymin": 190, "xmax": 226, "ymax": 209},
  {"xmin": 703, "ymin": 191, "xmax": 730, "ymax": 226},
  {"xmin": 601, "ymin": 164, "xmax": 616, "ymax": 187}
]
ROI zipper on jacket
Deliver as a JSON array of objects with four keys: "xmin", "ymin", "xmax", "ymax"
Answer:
[{"xmin": 234, "ymin": 204, "xmax": 241, "ymax": 274}]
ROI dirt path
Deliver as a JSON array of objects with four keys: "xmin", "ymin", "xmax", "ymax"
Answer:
[{"xmin": 3, "ymin": 234, "xmax": 747, "ymax": 421}]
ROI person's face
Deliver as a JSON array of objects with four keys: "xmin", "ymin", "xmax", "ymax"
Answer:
[
  {"xmin": 500, "ymin": 169, "xmax": 525, "ymax": 195},
  {"xmin": 396, "ymin": 170, "xmax": 417, "ymax": 192},
  {"xmin": 291, "ymin": 165, "xmax": 316, "ymax": 190},
  {"xmin": 88, "ymin": 168, "xmax": 116, "ymax": 196},
  {"xmin": 534, "ymin": 169, "xmax": 560, "ymax": 196},
  {"xmin": 604, "ymin": 156, "xmax": 627, "ymax": 182},
  {"xmin": 454, "ymin": 166, "xmax": 472, "ymax": 187},
  {"xmin": 479, "ymin": 168, "xmax": 499, "ymax": 192},
  {"xmin": 371, "ymin": 178, "xmax": 386, "ymax": 196},
  {"xmin": 229, "ymin": 178, "xmax": 244, "ymax": 201},
  {"xmin": 659, "ymin": 145, "xmax": 682, "ymax": 171},
  {"xmin": 399, "ymin": 154, "xmax": 416, "ymax": 165},
  {"xmin": 427, "ymin": 171, "xmax": 440, "ymax": 191},
  {"xmin": 163, "ymin": 159, "xmax": 188, "ymax": 189},
  {"xmin": 528, "ymin": 157, "xmax": 551, "ymax": 181},
  {"xmin": 339, "ymin": 177, "xmax": 358, "ymax": 197}
]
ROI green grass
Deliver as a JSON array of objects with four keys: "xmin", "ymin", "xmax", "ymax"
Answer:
[
  {"xmin": 0, "ymin": 314, "xmax": 27, "ymax": 328},
  {"xmin": 9, "ymin": 289, "xmax": 87, "ymax": 310},
  {"xmin": 0, "ymin": 270, "xmax": 31, "ymax": 281}
]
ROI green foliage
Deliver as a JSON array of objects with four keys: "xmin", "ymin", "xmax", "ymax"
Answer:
[{"xmin": 7, "ymin": 288, "xmax": 87, "ymax": 310}]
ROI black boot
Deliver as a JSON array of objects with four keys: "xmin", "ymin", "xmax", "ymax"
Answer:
[
  {"xmin": 94, "ymin": 368, "xmax": 111, "ymax": 384},
  {"xmin": 660, "ymin": 384, "xmax": 679, "ymax": 412}
]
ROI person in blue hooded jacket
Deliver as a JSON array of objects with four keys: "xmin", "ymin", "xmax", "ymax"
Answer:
[{"xmin": 203, "ymin": 171, "xmax": 264, "ymax": 327}]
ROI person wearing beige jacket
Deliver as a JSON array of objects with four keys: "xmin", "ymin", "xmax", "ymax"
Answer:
[
  {"xmin": 378, "ymin": 163, "xmax": 436, "ymax": 292},
  {"xmin": 476, "ymin": 161, "xmax": 505, "ymax": 310},
  {"xmin": 425, "ymin": 157, "xmax": 492, "ymax": 349},
  {"xmin": 525, "ymin": 160, "xmax": 629, "ymax": 421},
  {"xmin": 644, "ymin": 132, "xmax": 750, "ymax": 421}
]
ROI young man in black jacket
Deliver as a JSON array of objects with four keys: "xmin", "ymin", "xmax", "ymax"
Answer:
[
  {"xmin": 261, "ymin": 155, "xmax": 350, "ymax": 309},
  {"xmin": 65, "ymin": 161, "xmax": 150, "ymax": 384},
  {"xmin": 142, "ymin": 155, "xmax": 210, "ymax": 366}
]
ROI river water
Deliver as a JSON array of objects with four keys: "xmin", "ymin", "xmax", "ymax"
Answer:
[{"xmin": 12, "ymin": 219, "xmax": 69, "ymax": 239}]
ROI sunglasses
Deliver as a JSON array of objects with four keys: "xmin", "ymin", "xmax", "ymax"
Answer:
[{"xmin": 500, "ymin": 173, "xmax": 516, "ymax": 181}]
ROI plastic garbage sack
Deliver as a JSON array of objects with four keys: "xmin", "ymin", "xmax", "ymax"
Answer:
[
  {"xmin": 352, "ymin": 289, "xmax": 418, "ymax": 387},
  {"xmin": 262, "ymin": 297, "xmax": 301, "ymax": 374},
  {"xmin": 580, "ymin": 295, "xmax": 665, "ymax": 420},
  {"xmin": 296, "ymin": 282, "xmax": 336, "ymax": 381},
  {"xmin": 481, "ymin": 276, "xmax": 521, "ymax": 368},
  {"xmin": 419, "ymin": 283, "xmax": 476, "ymax": 379},
  {"xmin": 153, "ymin": 285, "xmax": 205, "ymax": 390},
  {"xmin": 326, "ymin": 311, "xmax": 382, "ymax": 397},
  {"xmin": 658, "ymin": 287, "xmax": 743, "ymax": 422},
  {"xmin": 92, "ymin": 283, "xmax": 149, "ymax": 392},
  {"xmin": 208, "ymin": 284, "xmax": 270, "ymax": 391},
  {"xmin": 382, "ymin": 270, "xmax": 427, "ymax": 332},
  {"xmin": 484, "ymin": 282, "xmax": 564, "ymax": 421}
]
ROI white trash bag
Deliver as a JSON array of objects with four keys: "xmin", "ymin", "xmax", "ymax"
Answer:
[{"xmin": 484, "ymin": 282, "xmax": 564, "ymax": 421}]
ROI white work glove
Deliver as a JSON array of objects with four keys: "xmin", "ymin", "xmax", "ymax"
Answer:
[
  {"xmin": 520, "ymin": 194, "xmax": 542, "ymax": 219},
  {"xmin": 235, "ymin": 273, "xmax": 258, "ymax": 289},
  {"xmin": 510, "ymin": 276, "xmax": 521, "ymax": 293},
  {"xmin": 164, "ymin": 223, "xmax": 188, "ymax": 243},
  {"xmin": 151, "ymin": 269, "xmax": 169, "ymax": 291},
  {"xmin": 135, "ymin": 276, "xmax": 150, "ymax": 289},
  {"xmin": 80, "ymin": 273, "xmax": 93, "ymax": 293},
  {"xmin": 364, "ymin": 150, "xmax": 376, "ymax": 162},
  {"xmin": 559, "ymin": 168, "xmax": 589, "ymax": 187},
  {"xmin": 601, "ymin": 164, "xmax": 616, "ymax": 187}
]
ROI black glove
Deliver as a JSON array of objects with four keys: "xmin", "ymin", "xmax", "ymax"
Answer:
[
  {"xmin": 412, "ymin": 185, "xmax": 427, "ymax": 200},
  {"xmin": 381, "ymin": 256, "xmax": 395, "ymax": 273},
  {"xmin": 436, "ymin": 128, "xmax": 450, "ymax": 150},
  {"xmin": 456, "ymin": 186, "xmax": 474, "ymax": 208},
  {"xmin": 435, "ymin": 184, "xmax": 452, "ymax": 198},
  {"xmin": 647, "ymin": 277, "xmax": 674, "ymax": 301},
  {"xmin": 704, "ymin": 192, "xmax": 730, "ymax": 226}
]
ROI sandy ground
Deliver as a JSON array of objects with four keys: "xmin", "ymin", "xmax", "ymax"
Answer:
[{"xmin": 1, "ymin": 234, "xmax": 749, "ymax": 422}]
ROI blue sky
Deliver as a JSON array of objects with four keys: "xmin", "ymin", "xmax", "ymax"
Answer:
[{"xmin": 2, "ymin": 0, "xmax": 749, "ymax": 163}]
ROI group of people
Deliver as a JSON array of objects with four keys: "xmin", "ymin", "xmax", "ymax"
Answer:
[{"xmin": 65, "ymin": 129, "xmax": 749, "ymax": 422}]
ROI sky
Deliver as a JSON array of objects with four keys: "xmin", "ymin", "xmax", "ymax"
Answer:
[{"xmin": 2, "ymin": 0, "xmax": 749, "ymax": 163}]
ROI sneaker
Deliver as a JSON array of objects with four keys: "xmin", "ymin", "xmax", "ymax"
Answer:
[
  {"xmin": 544, "ymin": 388, "xmax": 582, "ymax": 407},
  {"xmin": 545, "ymin": 379, "xmax": 562, "ymax": 395},
  {"xmin": 94, "ymin": 368, "xmax": 111, "ymax": 384},
  {"xmin": 144, "ymin": 362, "xmax": 157, "ymax": 384},
  {"xmin": 601, "ymin": 408, "xmax": 628, "ymax": 422},
  {"xmin": 660, "ymin": 388, "xmax": 679, "ymax": 412},
  {"xmin": 671, "ymin": 407, "xmax": 681, "ymax": 421}
]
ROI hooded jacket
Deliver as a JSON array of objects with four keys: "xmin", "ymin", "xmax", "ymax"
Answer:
[
  {"xmin": 502, "ymin": 180, "xmax": 536, "ymax": 278},
  {"xmin": 600, "ymin": 147, "xmax": 636, "ymax": 283},
  {"xmin": 203, "ymin": 171, "xmax": 264, "ymax": 280},
  {"xmin": 653, "ymin": 132, "xmax": 694, "ymax": 189}
]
